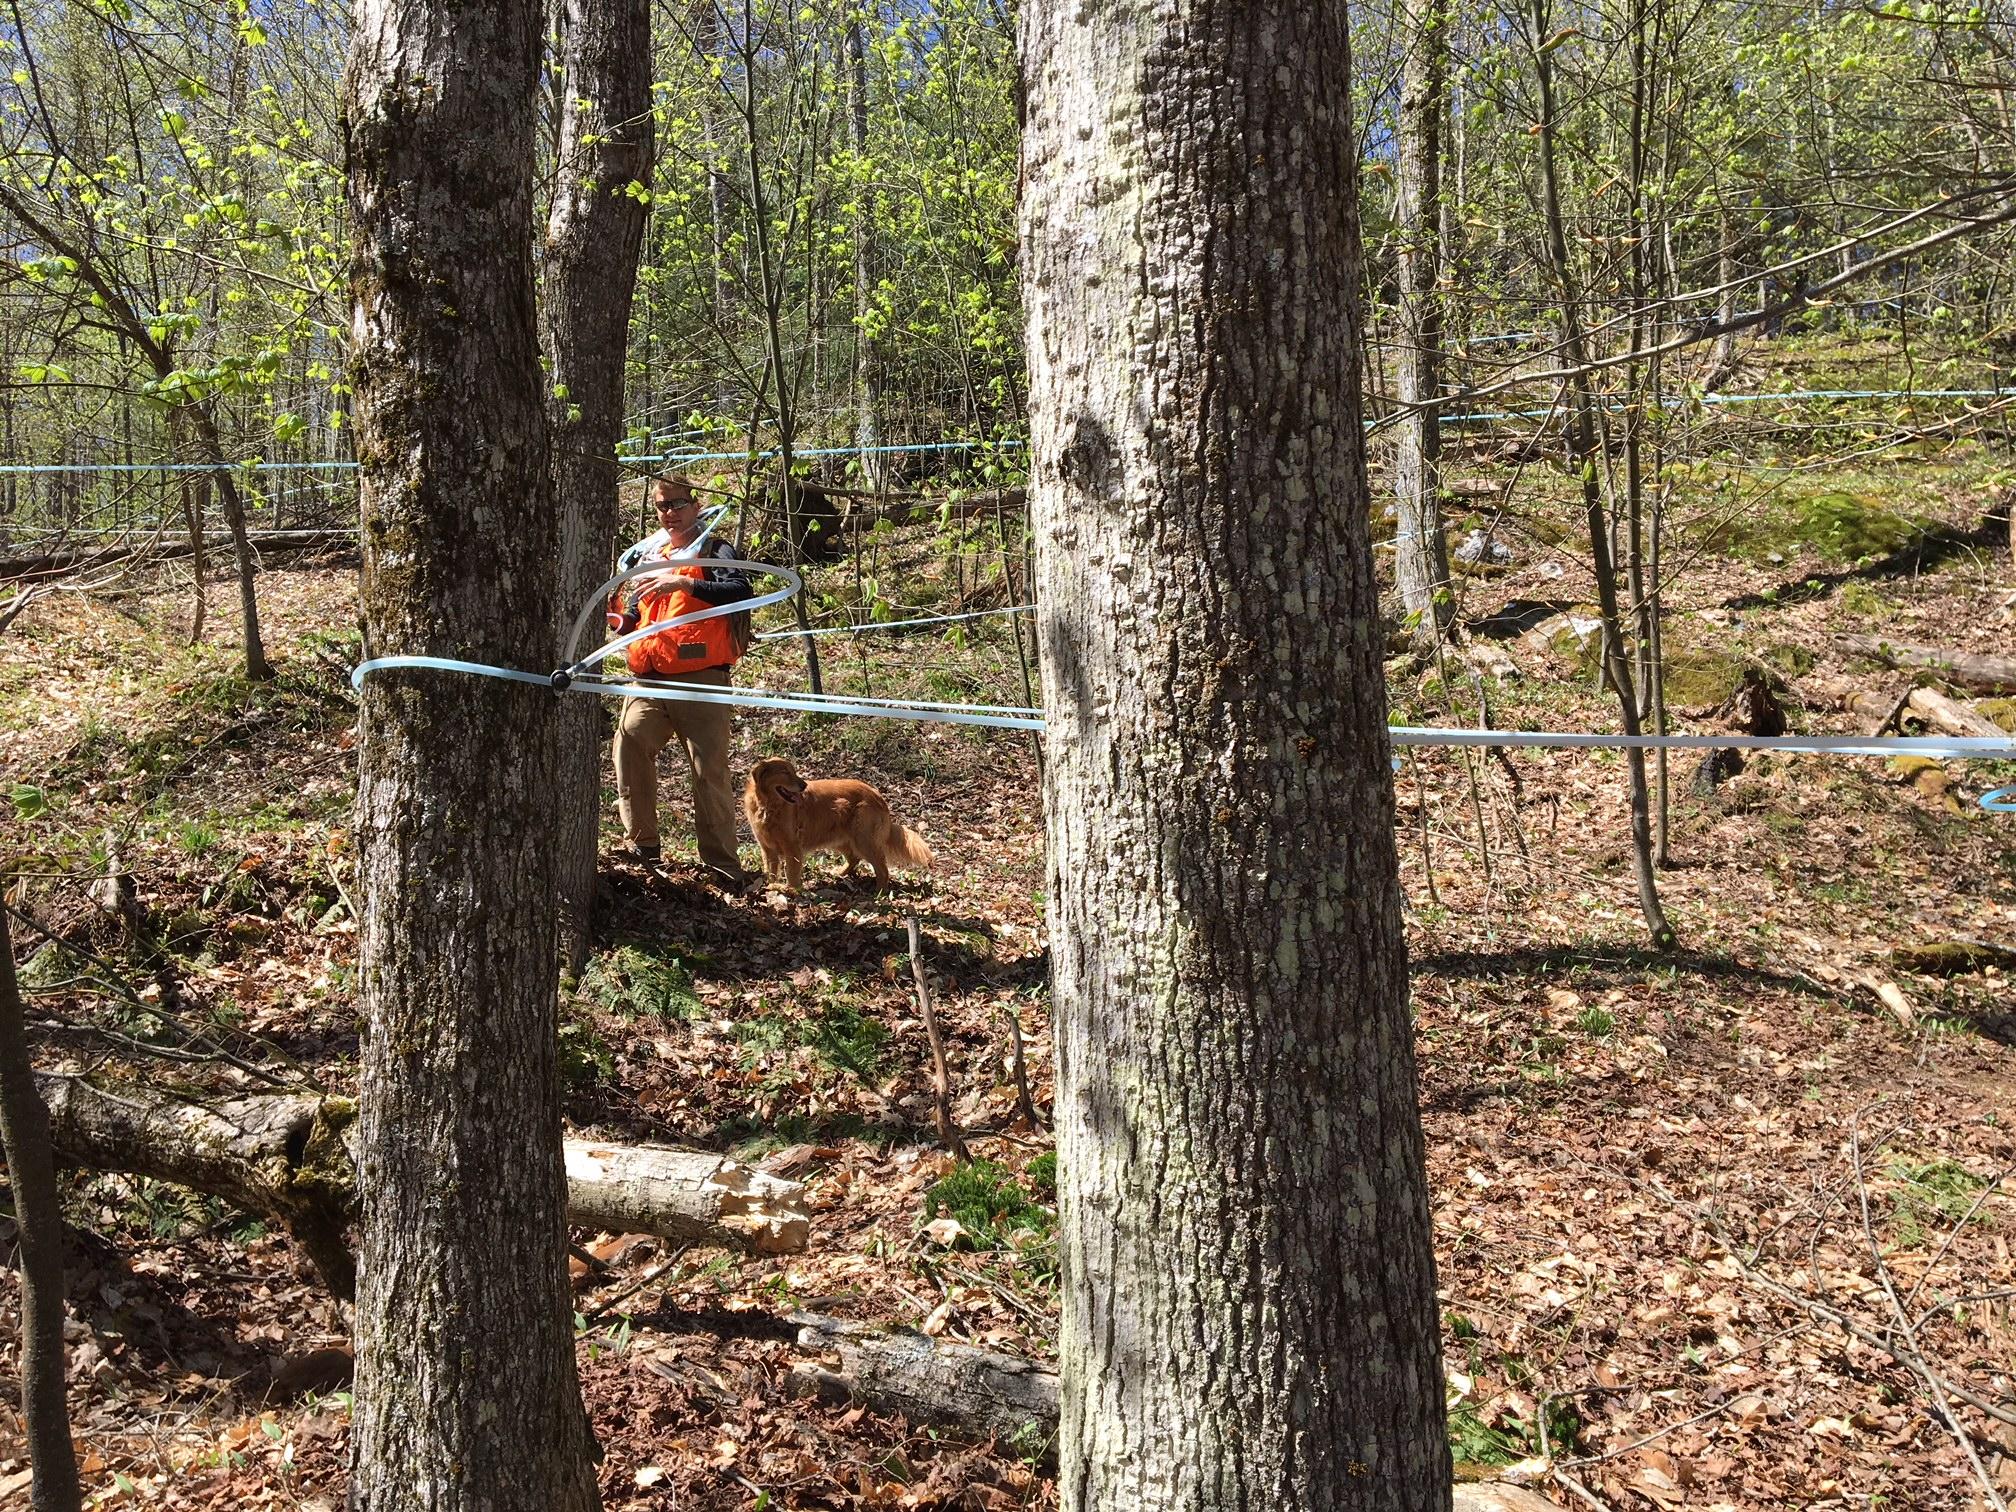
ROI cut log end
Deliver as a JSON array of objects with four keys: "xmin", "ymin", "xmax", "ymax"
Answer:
[
  {"xmin": 703, "ymin": 1159, "xmax": 813, "ymax": 1253},
  {"xmin": 562, "ymin": 1142, "xmax": 811, "ymax": 1254}
]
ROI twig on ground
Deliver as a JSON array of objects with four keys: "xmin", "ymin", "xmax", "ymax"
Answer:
[
  {"xmin": 1852, "ymin": 1117, "xmax": 2010, "ymax": 1512},
  {"xmin": 1559, "ymin": 1395, "xmax": 1741, "ymax": 1470},
  {"xmin": 1905, "ymin": 1159, "xmax": 2013, "ymax": 1316},
  {"xmin": 583, "ymin": 1244, "xmax": 695, "ymax": 1323},
  {"xmin": 1629, "ymin": 1163, "xmax": 2016, "ymax": 1433},
  {"xmin": 1550, "ymin": 1467, "xmax": 1616, "ymax": 1512},
  {"xmin": 5, "ymin": 899, "xmax": 306, "ymax": 1089}
]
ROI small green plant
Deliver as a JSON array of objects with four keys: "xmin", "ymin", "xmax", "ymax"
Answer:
[
  {"xmin": 809, "ymin": 993, "xmax": 887, "ymax": 1081},
  {"xmin": 177, "ymin": 820, "xmax": 221, "ymax": 857},
  {"xmin": 578, "ymin": 944, "xmax": 701, "ymax": 1021},
  {"xmin": 557, "ymin": 1018, "xmax": 615, "ymax": 1087},
  {"xmin": 1447, "ymin": 1395, "xmax": 1580, "ymax": 1467},
  {"xmin": 1446, "ymin": 1403, "xmax": 1526, "ymax": 1467},
  {"xmin": 1886, "ymin": 1155, "xmax": 1989, "ymax": 1248},
  {"xmin": 1525, "ymin": 1031, "xmax": 1568, "ymax": 1065},
  {"xmin": 1838, "ymin": 580, "xmax": 1896, "ymax": 623},
  {"xmin": 925, "ymin": 1159, "xmax": 1054, "ymax": 1250},
  {"xmin": 1574, "ymin": 1004, "xmax": 1615, "ymax": 1038},
  {"xmin": 1024, "ymin": 1152, "xmax": 1057, "ymax": 1199},
  {"xmin": 1002, "ymin": 1420, "xmax": 1054, "ymax": 1466}
]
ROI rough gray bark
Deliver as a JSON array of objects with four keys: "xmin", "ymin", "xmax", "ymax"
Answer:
[
  {"xmin": 1018, "ymin": 3, "xmax": 1453, "ymax": 1507},
  {"xmin": 542, "ymin": 0, "xmax": 653, "ymax": 976},
  {"xmin": 32, "ymin": 1076, "xmax": 812, "ymax": 1293},
  {"xmin": 1393, "ymin": 0, "xmax": 1454, "ymax": 649},
  {"xmin": 344, "ymin": 1, "xmax": 601, "ymax": 1505},
  {"xmin": 0, "ymin": 908, "xmax": 82, "ymax": 1512}
]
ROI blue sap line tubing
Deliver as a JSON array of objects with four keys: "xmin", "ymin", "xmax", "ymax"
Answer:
[
  {"xmin": 15, "ymin": 389, "xmax": 2016, "ymax": 476},
  {"xmin": 755, "ymin": 604, "xmax": 1036, "ymax": 641},
  {"xmin": 0, "ymin": 460, "xmax": 364, "ymax": 475},
  {"xmin": 641, "ymin": 439, "xmax": 1028, "ymax": 466}
]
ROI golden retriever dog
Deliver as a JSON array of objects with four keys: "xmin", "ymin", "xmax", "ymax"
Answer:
[{"xmin": 743, "ymin": 756, "xmax": 933, "ymax": 892}]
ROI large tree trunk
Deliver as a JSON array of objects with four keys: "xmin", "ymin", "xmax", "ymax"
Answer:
[
  {"xmin": 543, "ymin": 0, "xmax": 653, "ymax": 977},
  {"xmin": 1018, "ymin": 4, "xmax": 1453, "ymax": 1507},
  {"xmin": 1392, "ymin": 0, "xmax": 1454, "ymax": 651},
  {"xmin": 0, "ymin": 908, "xmax": 83, "ymax": 1512},
  {"xmin": 344, "ymin": 2, "xmax": 602, "ymax": 1507}
]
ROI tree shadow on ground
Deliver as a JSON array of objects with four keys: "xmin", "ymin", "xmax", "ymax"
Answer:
[
  {"xmin": 598, "ymin": 862, "xmax": 1045, "ymax": 998},
  {"xmin": 1413, "ymin": 941, "xmax": 1853, "ymax": 1005}
]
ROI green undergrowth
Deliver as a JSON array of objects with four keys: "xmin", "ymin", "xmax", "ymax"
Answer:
[
  {"xmin": 925, "ymin": 1158, "xmax": 1055, "ymax": 1250},
  {"xmin": 564, "ymin": 945, "xmax": 890, "ymax": 1094},
  {"xmin": 41, "ymin": 650, "xmax": 350, "ymax": 805},
  {"xmin": 577, "ymin": 943, "xmax": 704, "ymax": 1021},
  {"xmin": 1883, "ymin": 1154, "xmax": 1991, "ymax": 1249},
  {"xmin": 724, "ymin": 1111, "xmax": 892, "ymax": 1161}
]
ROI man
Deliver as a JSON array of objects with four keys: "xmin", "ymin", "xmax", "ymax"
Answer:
[{"xmin": 610, "ymin": 475, "xmax": 755, "ymax": 886}]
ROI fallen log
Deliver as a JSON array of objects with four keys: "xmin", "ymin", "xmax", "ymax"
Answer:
[
  {"xmin": 1905, "ymin": 686, "xmax": 2006, "ymax": 740},
  {"xmin": 562, "ymin": 1141, "xmax": 809, "ymax": 1255},
  {"xmin": 1800, "ymin": 674, "xmax": 1909, "ymax": 731},
  {"xmin": 37, "ymin": 1076, "xmax": 360, "ymax": 1295},
  {"xmin": 1840, "ymin": 636, "xmax": 2016, "ymax": 694},
  {"xmin": 1891, "ymin": 940, "xmax": 2016, "ymax": 976},
  {"xmin": 786, "ymin": 1312, "xmax": 1555, "ymax": 1508},
  {"xmin": 789, "ymin": 1312, "xmax": 1059, "ymax": 1456},
  {"xmin": 35, "ymin": 1074, "xmax": 810, "ymax": 1297}
]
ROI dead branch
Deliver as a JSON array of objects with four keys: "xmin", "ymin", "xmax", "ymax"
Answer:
[{"xmin": 906, "ymin": 917, "xmax": 969, "ymax": 1161}]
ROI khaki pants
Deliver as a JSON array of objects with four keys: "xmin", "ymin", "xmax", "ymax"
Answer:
[{"xmin": 614, "ymin": 667, "xmax": 740, "ymax": 874}]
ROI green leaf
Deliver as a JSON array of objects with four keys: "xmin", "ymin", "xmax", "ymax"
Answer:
[{"xmin": 10, "ymin": 784, "xmax": 49, "ymax": 819}]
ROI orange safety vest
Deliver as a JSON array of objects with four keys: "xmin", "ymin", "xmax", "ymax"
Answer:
[{"xmin": 624, "ymin": 569, "xmax": 747, "ymax": 677}]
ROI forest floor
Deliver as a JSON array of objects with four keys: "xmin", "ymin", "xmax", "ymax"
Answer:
[{"xmin": 3, "ymin": 337, "xmax": 2015, "ymax": 1509}]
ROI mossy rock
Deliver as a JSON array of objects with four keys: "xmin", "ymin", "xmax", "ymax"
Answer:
[
  {"xmin": 16, "ymin": 940, "xmax": 78, "ymax": 990},
  {"xmin": 1760, "ymin": 641, "xmax": 1817, "ymax": 679},
  {"xmin": 1975, "ymin": 698, "xmax": 2016, "ymax": 734},
  {"xmin": 1546, "ymin": 621, "xmax": 1602, "ymax": 671},
  {"xmin": 1663, "ymin": 648, "xmax": 1752, "ymax": 709},
  {"xmin": 1519, "ymin": 513, "xmax": 1571, "ymax": 547},
  {"xmin": 1789, "ymin": 492, "xmax": 1928, "ymax": 562},
  {"xmin": 1886, "ymin": 755, "xmax": 1944, "ymax": 781}
]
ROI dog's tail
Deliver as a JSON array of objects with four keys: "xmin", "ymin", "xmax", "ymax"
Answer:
[{"xmin": 886, "ymin": 822, "xmax": 934, "ymax": 873}]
